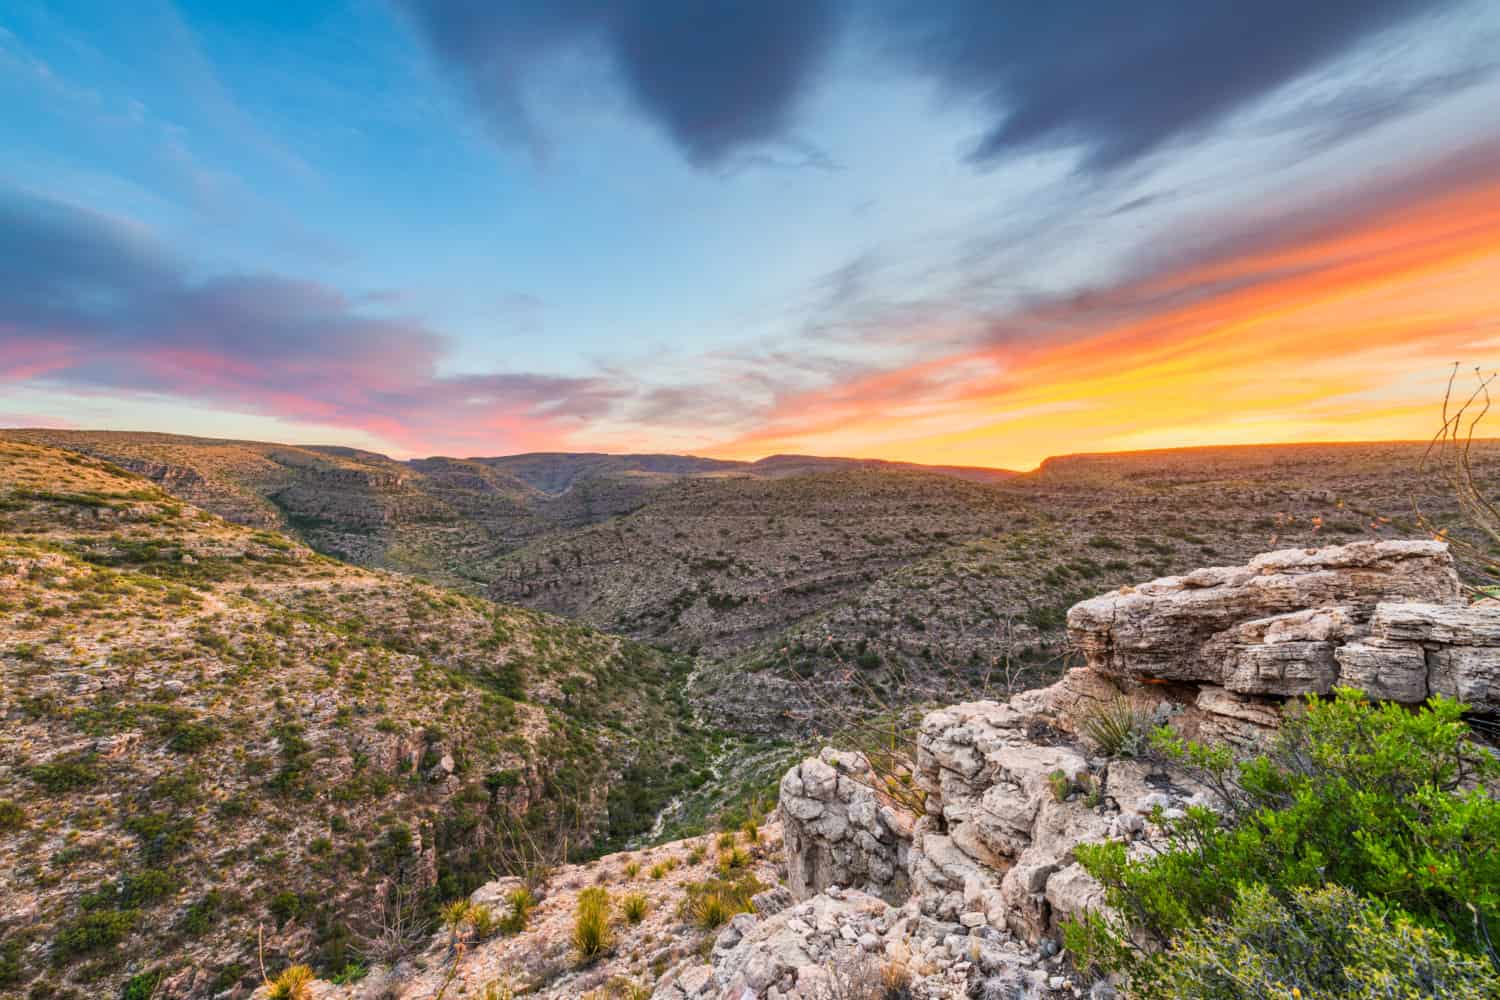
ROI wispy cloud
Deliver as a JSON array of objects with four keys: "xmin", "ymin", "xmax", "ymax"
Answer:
[{"xmin": 0, "ymin": 186, "xmax": 620, "ymax": 454}]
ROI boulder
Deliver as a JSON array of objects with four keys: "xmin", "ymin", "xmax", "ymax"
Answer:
[{"xmin": 1068, "ymin": 540, "xmax": 1459, "ymax": 688}]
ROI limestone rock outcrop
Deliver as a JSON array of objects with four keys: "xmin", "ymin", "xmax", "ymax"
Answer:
[
  {"xmin": 1066, "ymin": 539, "xmax": 1491, "ymax": 705},
  {"xmin": 779, "ymin": 749, "xmax": 912, "ymax": 904}
]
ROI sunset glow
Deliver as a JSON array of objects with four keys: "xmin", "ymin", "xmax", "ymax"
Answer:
[{"xmin": 3, "ymin": 1, "xmax": 1499, "ymax": 464}]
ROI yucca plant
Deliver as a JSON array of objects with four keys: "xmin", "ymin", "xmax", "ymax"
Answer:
[
  {"xmin": 620, "ymin": 891, "xmax": 649, "ymax": 924},
  {"xmin": 268, "ymin": 965, "xmax": 314, "ymax": 1000},
  {"xmin": 500, "ymin": 886, "xmax": 535, "ymax": 935},
  {"xmin": 688, "ymin": 890, "xmax": 733, "ymax": 929},
  {"xmin": 1080, "ymin": 697, "xmax": 1144, "ymax": 757},
  {"xmin": 572, "ymin": 886, "xmax": 614, "ymax": 961}
]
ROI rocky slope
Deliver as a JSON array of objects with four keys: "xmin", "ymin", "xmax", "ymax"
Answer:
[
  {"xmin": 278, "ymin": 538, "xmax": 1491, "ymax": 999},
  {"xmin": 0, "ymin": 442, "xmax": 714, "ymax": 999},
  {"xmin": 8, "ymin": 430, "xmax": 1500, "ymax": 737}
]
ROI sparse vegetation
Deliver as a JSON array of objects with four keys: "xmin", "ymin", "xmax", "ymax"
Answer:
[
  {"xmin": 1079, "ymin": 697, "xmax": 1145, "ymax": 757},
  {"xmin": 572, "ymin": 887, "xmax": 614, "ymax": 961}
]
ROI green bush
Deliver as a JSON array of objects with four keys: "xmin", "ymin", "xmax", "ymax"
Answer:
[
  {"xmin": 0, "ymin": 799, "xmax": 24, "ymax": 831},
  {"xmin": 1067, "ymin": 690, "xmax": 1500, "ymax": 986},
  {"xmin": 620, "ymin": 892, "xmax": 649, "ymax": 924},
  {"xmin": 572, "ymin": 887, "xmax": 613, "ymax": 962},
  {"xmin": 120, "ymin": 969, "xmax": 163, "ymax": 1000},
  {"xmin": 1079, "ymin": 697, "xmax": 1145, "ymax": 757},
  {"xmin": 1112, "ymin": 883, "xmax": 1498, "ymax": 999},
  {"xmin": 53, "ymin": 909, "xmax": 137, "ymax": 962},
  {"xmin": 29, "ymin": 753, "xmax": 100, "ymax": 792}
]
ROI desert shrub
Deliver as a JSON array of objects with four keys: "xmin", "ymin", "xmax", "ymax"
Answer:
[
  {"xmin": 466, "ymin": 903, "xmax": 498, "ymax": 939},
  {"xmin": 1112, "ymin": 883, "xmax": 1498, "ymax": 999},
  {"xmin": 0, "ymin": 799, "xmax": 24, "ymax": 830},
  {"xmin": 623, "ymin": 860, "xmax": 641, "ymax": 879},
  {"xmin": 267, "ymin": 964, "xmax": 314, "ymax": 1000},
  {"xmin": 682, "ymin": 872, "xmax": 762, "ymax": 929},
  {"xmin": 52, "ymin": 908, "xmax": 136, "ymax": 961},
  {"xmin": 741, "ymin": 818, "xmax": 760, "ymax": 844},
  {"xmin": 1066, "ymin": 690, "xmax": 1500, "ymax": 983},
  {"xmin": 620, "ymin": 892, "xmax": 649, "ymax": 924},
  {"xmin": 716, "ymin": 847, "xmax": 749, "ymax": 874},
  {"xmin": 120, "ymin": 969, "xmax": 163, "ymax": 1000},
  {"xmin": 572, "ymin": 887, "xmax": 614, "ymax": 961},
  {"xmin": 500, "ymin": 887, "xmax": 535, "ymax": 935},
  {"xmin": 29, "ymin": 753, "xmax": 100, "ymax": 792},
  {"xmin": 329, "ymin": 962, "xmax": 367, "ymax": 985},
  {"xmin": 441, "ymin": 899, "xmax": 473, "ymax": 946},
  {"xmin": 716, "ymin": 831, "xmax": 736, "ymax": 850},
  {"xmin": 687, "ymin": 890, "xmax": 733, "ymax": 930},
  {"xmin": 648, "ymin": 862, "xmax": 667, "ymax": 880},
  {"xmin": 1079, "ymin": 697, "xmax": 1145, "ymax": 757}
]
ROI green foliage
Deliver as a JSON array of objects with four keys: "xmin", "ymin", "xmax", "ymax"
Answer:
[
  {"xmin": 52, "ymin": 909, "xmax": 137, "ymax": 962},
  {"xmin": 620, "ymin": 892, "xmax": 649, "ymax": 924},
  {"xmin": 1046, "ymin": 768, "xmax": 1071, "ymax": 803},
  {"xmin": 1079, "ymin": 697, "xmax": 1146, "ymax": 757},
  {"xmin": 1068, "ymin": 690, "xmax": 1500, "ymax": 986},
  {"xmin": 329, "ymin": 962, "xmax": 368, "ymax": 985},
  {"xmin": 499, "ymin": 887, "xmax": 535, "ymax": 935},
  {"xmin": 28, "ymin": 753, "xmax": 100, "ymax": 792},
  {"xmin": 267, "ymin": 964, "xmax": 314, "ymax": 1000},
  {"xmin": 1123, "ymin": 883, "xmax": 1499, "ymax": 999},
  {"xmin": 572, "ymin": 887, "xmax": 614, "ymax": 962},
  {"xmin": 120, "ymin": 969, "xmax": 163, "ymax": 1000},
  {"xmin": 681, "ymin": 871, "xmax": 762, "ymax": 929},
  {"xmin": 0, "ymin": 799, "xmax": 25, "ymax": 830}
]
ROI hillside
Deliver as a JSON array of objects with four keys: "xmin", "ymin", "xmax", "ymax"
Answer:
[
  {"xmin": 0, "ymin": 442, "xmax": 721, "ymax": 998},
  {"xmin": 5, "ymin": 430, "xmax": 1497, "ymax": 735}
]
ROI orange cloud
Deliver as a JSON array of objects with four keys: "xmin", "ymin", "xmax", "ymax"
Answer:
[{"xmin": 707, "ymin": 159, "xmax": 1500, "ymax": 470}]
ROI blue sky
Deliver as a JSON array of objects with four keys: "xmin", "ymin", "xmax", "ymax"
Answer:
[{"xmin": 4, "ymin": 1, "xmax": 1500, "ymax": 466}]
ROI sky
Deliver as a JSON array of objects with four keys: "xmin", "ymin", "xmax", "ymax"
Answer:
[{"xmin": 2, "ymin": 0, "xmax": 1500, "ymax": 470}]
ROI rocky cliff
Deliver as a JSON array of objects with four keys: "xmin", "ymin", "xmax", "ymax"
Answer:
[
  {"xmin": 271, "ymin": 540, "xmax": 1489, "ymax": 1000},
  {"xmin": 656, "ymin": 539, "xmax": 1490, "ymax": 999}
]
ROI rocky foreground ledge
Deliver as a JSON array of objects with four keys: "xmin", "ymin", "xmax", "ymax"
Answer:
[{"xmin": 279, "ymin": 541, "xmax": 1495, "ymax": 999}]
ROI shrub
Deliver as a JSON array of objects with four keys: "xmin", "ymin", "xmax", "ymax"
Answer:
[
  {"xmin": 572, "ymin": 887, "xmax": 614, "ymax": 961},
  {"xmin": 29, "ymin": 753, "xmax": 100, "ymax": 792},
  {"xmin": 716, "ymin": 847, "xmax": 749, "ymax": 875},
  {"xmin": 682, "ymin": 873, "xmax": 761, "ymax": 930},
  {"xmin": 120, "ymin": 969, "xmax": 163, "ymax": 1000},
  {"xmin": 267, "ymin": 964, "xmax": 314, "ymax": 1000},
  {"xmin": 648, "ymin": 862, "xmax": 667, "ymax": 880},
  {"xmin": 467, "ymin": 903, "xmax": 499, "ymax": 939},
  {"xmin": 0, "ymin": 800, "xmax": 24, "ymax": 831},
  {"xmin": 53, "ymin": 908, "xmax": 137, "ymax": 961},
  {"xmin": 441, "ymin": 900, "xmax": 473, "ymax": 946},
  {"xmin": 1079, "ymin": 698, "xmax": 1145, "ymax": 757},
  {"xmin": 620, "ymin": 892, "xmax": 649, "ymax": 924},
  {"xmin": 329, "ymin": 962, "xmax": 368, "ymax": 985},
  {"xmin": 716, "ymin": 831, "xmax": 736, "ymax": 850},
  {"xmin": 1115, "ymin": 883, "xmax": 1498, "ymax": 999},
  {"xmin": 623, "ymin": 860, "xmax": 641, "ymax": 879},
  {"xmin": 500, "ymin": 887, "xmax": 535, "ymax": 935},
  {"xmin": 741, "ymin": 818, "xmax": 760, "ymax": 844},
  {"xmin": 1066, "ymin": 690, "xmax": 1500, "ymax": 984},
  {"xmin": 687, "ymin": 890, "xmax": 733, "ymax": 929}
]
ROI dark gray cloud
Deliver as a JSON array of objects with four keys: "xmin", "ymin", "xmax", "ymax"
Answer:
[
  {"xmin": 883, "ymin": 0, "xmax": 1461, "ymax": 170},
  {"xmin": 397, "ymin": 0, "xmax": 842, "ymax": 167},
  {"xmin": 400, "ymin": 0, "xmax": 1466, "ymax": 172}
]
